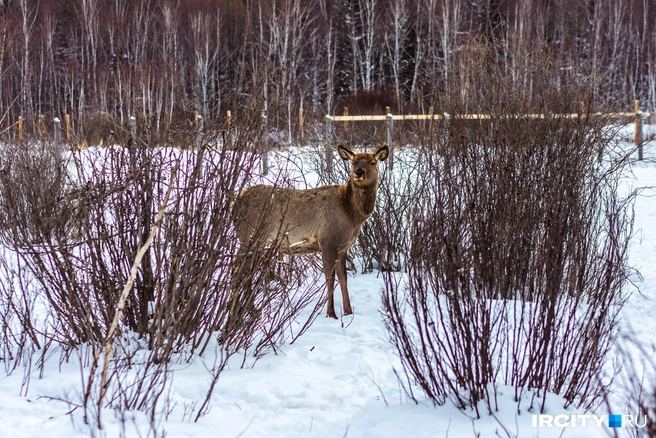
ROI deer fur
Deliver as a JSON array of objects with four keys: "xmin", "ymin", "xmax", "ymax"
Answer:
[{"xmin": 232, "ymin": 144, "xmax": 389, "ymax": 319}]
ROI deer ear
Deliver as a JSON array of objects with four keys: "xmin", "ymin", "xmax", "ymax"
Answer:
[
  {"xmin": 374, "ymin": 144, "xmax": 389, "ymax": 162},
  {"xmin": 337, "ymin": 144, "xmax": 355, "ymax": 162}
]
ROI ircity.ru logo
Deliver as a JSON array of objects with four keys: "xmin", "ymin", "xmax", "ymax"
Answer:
[{"xmin": 531, "ymin": 414, "xmax": 648, "ymax": 428}]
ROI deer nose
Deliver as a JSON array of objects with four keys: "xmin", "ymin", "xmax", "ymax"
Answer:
[{"xmin": 354, "ymin": 169, "xmax": 364, "ymax": 178}]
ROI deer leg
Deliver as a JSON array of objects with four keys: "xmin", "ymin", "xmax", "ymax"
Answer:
[
  {"xmin": 321, "ymin": 247, "xmax": 338, "ymax": 319},
  {"xmin": 336, "ymin": 252, "xmax": 352, "ymax": 315}
]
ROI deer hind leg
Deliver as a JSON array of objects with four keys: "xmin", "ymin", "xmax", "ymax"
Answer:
[
  {"xmin": 336, "ymin": 252, "xmax": 352, "ymax": 316},
  {"xmin": 321, "ymin": 247, "xmax": 338, "ymax": 319}
]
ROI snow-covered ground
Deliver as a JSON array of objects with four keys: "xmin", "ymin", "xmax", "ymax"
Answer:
[{"xmin": 0, "ymin": 124, "xmax": 655, "ymax": 437}]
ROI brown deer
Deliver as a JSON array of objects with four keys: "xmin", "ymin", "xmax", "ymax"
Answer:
[{"xmin": 232, "ymin": 144, "xmax": 389, "ymax": 319}]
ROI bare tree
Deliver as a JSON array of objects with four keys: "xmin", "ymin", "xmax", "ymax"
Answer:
[
  {"xmin": 17, "ymin": 0, "xmax": 37, "ymax": 115},
  {"xmin": 409, "ymin": 0, "xmax": 430, "ymax": 105},
  {"xmin": 359, "ymin": 0, "xmax": 378, "ymax": 90},
  {"xmin": 438, "ymin": 0, "xmax": 463, "ymax": 86},
  {"xmin": 264, "ymin": 0, "xmax": 313, "ymax": 141},
  {"xmin": 77, "ymin": 0, "xmax": 101, "ymax": 109},
  {"xmin": 344, "ymin": 0, "xmax": 379, "ymax": 93},
  {"xmin": 158, "ymin": 0, "xmax": 181, "ymax": 128},
  {"xmin": 190, "ymin": 12, "xmax": 218, "ymax": 116},
  {"xmin": 385, "ymin": 0, "xmax": 409, "ymax": 106}
]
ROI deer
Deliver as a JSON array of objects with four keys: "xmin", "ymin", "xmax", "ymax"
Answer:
[{"xmin": 232, "ymin": 144, "xmax": 389, "ymax": 319}]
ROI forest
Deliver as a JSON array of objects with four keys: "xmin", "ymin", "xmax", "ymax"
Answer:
[{"xmin": 0, "ymin": 0, "xmax": 654, "ymax": 138}]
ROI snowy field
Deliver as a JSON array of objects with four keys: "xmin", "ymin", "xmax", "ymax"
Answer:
[{"xmin": 0, "ymin": 124, "xmax": 655, "ymax": 437}]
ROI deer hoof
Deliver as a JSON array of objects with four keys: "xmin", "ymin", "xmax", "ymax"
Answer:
[{"xmin": 327, "ymin": 312, "xmax": 338, "ymax": 319}]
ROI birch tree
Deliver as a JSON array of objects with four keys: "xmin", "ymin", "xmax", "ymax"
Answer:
[
  {"xmin": 264, "ymin": 0, "xmax": 313, "ymax": 140},
  {"xmin": 313, "ymin": 0, "xmax": 337, "ymax": 113},
  {"xmin": 159, "ymin": 0, "xmax": 181, "ymax": 125},
  {"xmin": 78, "ymin": 0, "xmax": 101, "ymax": 107},
  {"xmin": 37, "ymin": 7, "xmax": 58, "ymax": 114},
  {"xmin": 190, "ymin": 12, "xmax": 218, "ymax": 115},
  {"xmin": 385, "ymin": 0, "xmax": 409, "ymax": 106},
  {"xmin": 128, "ymin": 1, "xmax": 154, "ymax": 118},
  {"xmin": 18, "ymin": 0, "xmax": 37, "ymax": 114},
  {"xmin": 359, "ymin": 0, "xmax": 378, "ymax": 90},
  {"xmin": 438, "ymin": 0, "xmax": 462, "ymax": 85}
]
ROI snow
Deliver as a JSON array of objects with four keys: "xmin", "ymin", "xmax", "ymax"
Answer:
[{"xmin": 1, "ymin": 125, "xmax": 655, "ymax": 437}]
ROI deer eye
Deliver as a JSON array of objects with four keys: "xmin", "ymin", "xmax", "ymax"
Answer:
[{"xmin": 370, "ymin": 162, "xmax": 376, "ymax": 166}]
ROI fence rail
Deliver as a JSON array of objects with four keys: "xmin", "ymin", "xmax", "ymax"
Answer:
[
  {"xmin": 326, "ymin": 101, "xmax": 652, "ymax": 165},
  {"xmin": 330, "ymin": 111, "xmax": 649, "ymax": 121},
  {"xmin": 5, "ymin": 102, "xmax": 653, "ymax": 174}
]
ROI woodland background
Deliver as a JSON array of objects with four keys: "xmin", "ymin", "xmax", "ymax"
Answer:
[{"xmin": 0, "ymin": 0, "xmax": 655, "ymax": 137}]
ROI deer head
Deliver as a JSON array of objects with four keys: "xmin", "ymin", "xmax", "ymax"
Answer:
[{"xmin": 337, "ymin": 144, "xmax": 389, "ymax": 189}]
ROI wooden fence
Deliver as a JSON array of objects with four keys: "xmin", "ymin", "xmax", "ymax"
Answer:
[
  {"xmin": 7, "ymin": 101, "xmax": 653, "ymax": 175},
  {"xmin": 325, "ymin": 100, "xmax": 652, "ymax": 168}
]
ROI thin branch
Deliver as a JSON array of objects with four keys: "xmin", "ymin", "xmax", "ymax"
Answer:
[{"xmin": 95, "ymin": 162, "xmax": 179, "ymax": 425}]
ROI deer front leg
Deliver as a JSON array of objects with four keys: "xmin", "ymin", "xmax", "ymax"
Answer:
[
  {"xmin": 321, "ymin": 247, "xmax": 338, "ymax": 319},
  {"xmin": 336, "ymin": 252, "xmax": 352, "ymax": 316}
]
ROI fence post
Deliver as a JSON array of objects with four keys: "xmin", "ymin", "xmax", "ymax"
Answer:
[
  {"xmin": 194, "ymin": 111, "xmax": 203, "ymax": 149},
  {"xmin": 343, "ymin": 107, "xmax": 349, "ymax": 135},
  {"xmin": 299, "ymin": 108, "xmax": 304, "ymax": 147},
  {"xmin": 40, "ymin": 115, "xmax": 46, "ymax": 146},
  {"xmin": 226, "ymin": 110, "xmax": 232, "ymax": 147},
  {"xmin": 429, "ymin": 106, "xmax": 434, "ymax": 142},
  {"xmin": 198, "ymin": 114, "xmax": 204, "ymax": 147},
  {"xmin": 18, "ymin": 116, "xmax": 23, "ymax": 146},
  {"xmin": 261, "ymin": 110, "xmax": 268, "ymax": 176},
  {"xmin": 65, "ymin": 114, "xmax": 71, "ymax": 145},
  {"xmin": 635, "ymin": 100, "xmax": 643, "ymax": 161},
  {"xmin": 386, "ymin": 107, "xmax": 394, "ymax": 171},
  {"xmin": 54, "ymin": 117, "xmax": 61, "ymax": 145},
  {"xmin": 163, "ymin": 111, "xmax": 170, "ymax": 144},
  {"xmin": 325, "ymin": 114, "xmax": 333, "ymax": 175},
  {"xmin": 129, "ymin": 115, "xmax": 137, "ymax": 140},
  {"xmin": 195, "ymin": 111, "xmax": 204, "ymax": 177}
]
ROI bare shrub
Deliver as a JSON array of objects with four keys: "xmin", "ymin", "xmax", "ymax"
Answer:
[
  {"xmin": 0, "ymin": 251, "xmax": 42, "ymax": 377},
  {"xmin": 609, "ymin": 335, "xmax": 656, "ymax": 437},
  {"xmin": 356, "ymin": 134, "xmax": 434, "ymax": 274},
  {"xmin": 0, "ymin": 140, "xmax": 77, "ymax": 246},
  {"xmin": 0, "ymin": 108, "xmax": 324, "ymax": 428},
  {"xmin": 380, "ymin": 38, "xmax": 635, "ymax": 415}
]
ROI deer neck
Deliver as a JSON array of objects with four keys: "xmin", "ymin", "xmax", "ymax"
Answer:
[{"xmin": 343, "ymin": 180, "xmax": 378, "ymax": 224}]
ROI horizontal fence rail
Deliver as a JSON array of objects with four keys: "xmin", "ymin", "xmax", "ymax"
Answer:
[
  {"xmin": 326, "ymin": 101, "xmax": 652, "ymax": 164},
  {"xmin": 5, "ymin": 102, "xmax": 653, "ymax": 173},
  {"xmin": 330, "ymin": 111, "xmax": 651, "ymax": 121}
]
